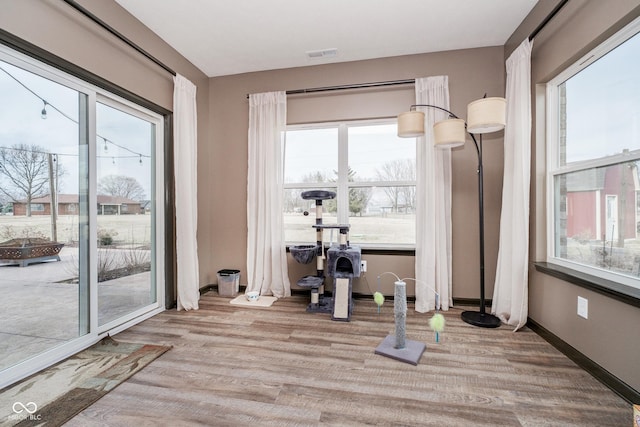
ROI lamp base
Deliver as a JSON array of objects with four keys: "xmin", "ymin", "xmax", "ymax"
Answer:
[{"xmin": 461, "ymin": 310, "xmax": 501, "ymax": 328}]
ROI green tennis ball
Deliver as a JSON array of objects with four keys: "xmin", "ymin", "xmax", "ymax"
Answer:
[
  {"xmin": 373, "ymin": 291, "xmax": 385, "ymax": 307},
  {"xmin": 429, "ymin": 313, "xmax": 445, "ymax": 332}
]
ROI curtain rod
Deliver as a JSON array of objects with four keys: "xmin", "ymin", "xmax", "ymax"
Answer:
[
  {"xmin": 529, "ymin": 0, "xmax": 570, "ymax": 41},
  {"xmin": 62, "ymin": 0, "xmax": 177, "ymax": 76},
  {"xmin": 246, "ymin": 79, "xmax": 415, "ymax": 99}
]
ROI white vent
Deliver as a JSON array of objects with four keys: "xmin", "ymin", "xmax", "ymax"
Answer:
[{"xmin": 306, "ymin": 48, "xmax": 338, "ymax": 59}]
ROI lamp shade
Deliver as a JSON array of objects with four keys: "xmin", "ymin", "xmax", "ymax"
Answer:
[
  {"xmin": 433, "ymin": 119, "xmax": 466, "ymax": 148},
  {"xmin": 397, "ymin": 110, "xmax": 425, "ymax": 137},
  {"xmin": 466, "ymin": 97, "xmax": 506, "ymax": 134}
]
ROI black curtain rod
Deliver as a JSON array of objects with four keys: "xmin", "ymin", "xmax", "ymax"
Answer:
[
  {"xmin": 246, "ymin": 79, "xmax": 415, "ymax": 99},
  {"xmin": 529, "ymin": 0, "xmax": 570, "ymax": 41},
  {"xmin": 62, "ymin": 0, "xmax": 177, "ymax": 76}
]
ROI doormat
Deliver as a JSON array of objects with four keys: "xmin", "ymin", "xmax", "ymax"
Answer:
[
  {"xmin": 229, "ymin": 294, "xmax": 277, "ymax": 308},
  {"xmin": 0, "ymin": 336, "xmax": 171, "ymax": 426}
]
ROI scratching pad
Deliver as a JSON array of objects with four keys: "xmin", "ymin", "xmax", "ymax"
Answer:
[{"xmin": 374, "ymin": 334, "xmax": 426, "ymax": 365}]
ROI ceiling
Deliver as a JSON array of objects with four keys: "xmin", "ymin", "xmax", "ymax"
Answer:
[{"xmin": 114, "ymin": 0, "xmax": 538, "ymax": 78}]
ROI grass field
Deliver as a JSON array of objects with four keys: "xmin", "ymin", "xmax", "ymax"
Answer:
[
  {"xmin": 284, "ymin": 212, "xmax": 416, "ymax": 246},
  {"xmin": 0, "ymin": 214, "xmax": 151, "ymax": 247}
]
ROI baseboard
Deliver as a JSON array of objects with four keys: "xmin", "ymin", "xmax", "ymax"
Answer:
[
  {"xmin": 199, "ymin": 284, "xmax": 216, "ymax": 295},
  {"xmin": 527, "ymin": 318, "xmax": 639, "ymax": 404}
]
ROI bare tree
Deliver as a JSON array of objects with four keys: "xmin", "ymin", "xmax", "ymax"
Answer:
[
  {"xmin": 375, "ymin": 159, "xmax": 416, "ymax": 212},
  {"xmin": 98, "ymin": 174, "xmax": 146, "ymax": 201},
  {"xmin": 0, "ymin": 144, "xmax": 51, "ymax": 216}
]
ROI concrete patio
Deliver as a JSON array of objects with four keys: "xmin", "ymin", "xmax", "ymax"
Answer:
[{"xmin": 0, "ymin": 247, "xmax": 153, "ymax": 372}]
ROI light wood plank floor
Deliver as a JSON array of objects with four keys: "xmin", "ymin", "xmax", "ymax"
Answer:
[{"xmin": 67, "ymin": 292, "xmax": 631, "ymax": 426}]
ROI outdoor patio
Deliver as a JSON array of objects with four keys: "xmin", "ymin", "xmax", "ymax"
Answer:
[{"xmin": 0, "ymin": 247, "xmax": 152, "ymax": 372}]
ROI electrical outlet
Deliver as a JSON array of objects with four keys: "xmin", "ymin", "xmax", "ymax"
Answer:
[
  {"xmin": 361, "ymin": 260, "xmax": 367, "ymax": 272},
  {"xmin": 577, "ymin": 296, "xmax": 588, "ymax": 319}
]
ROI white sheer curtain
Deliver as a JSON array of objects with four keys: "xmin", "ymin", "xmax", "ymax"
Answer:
[
  {"xmin": 246, "ymin": 91, "xmax": 291, "ymax": 298},
  {"xmin": 414, "ymin": 76, "xmax": 452, "ymax": 312},
  {"xmin": 492, "ymin": 39, "xmax": 532, "ymax": 331},
  {"xmin": 173, "ymin": 73, "xmax": 200, "ymax": 311}
]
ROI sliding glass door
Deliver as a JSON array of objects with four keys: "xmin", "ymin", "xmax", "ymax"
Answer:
[{"xmin": 0, "ymin": 45, "xmax": 165, "ymax": 387}]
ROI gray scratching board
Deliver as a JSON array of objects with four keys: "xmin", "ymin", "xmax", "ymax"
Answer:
[{"xmin": 374, "ymin": 334, "xmax": 426, "ymax": 365}]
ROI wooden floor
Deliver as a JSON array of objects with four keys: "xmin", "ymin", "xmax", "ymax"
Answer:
[{"xmin": 67, "ymin": 292, "xmax": 631, "ymax": 426}]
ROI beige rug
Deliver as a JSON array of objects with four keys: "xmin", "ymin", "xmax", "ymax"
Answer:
[
  {"xmin": 0, "ymin": 336, "xmax": 170, "ymax": 426},
  {"xmin": 229, "ymin": 294, "xmax": 277, "ymax": 307}
]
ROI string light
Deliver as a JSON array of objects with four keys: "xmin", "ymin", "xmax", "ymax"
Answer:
[{"xmin": 0, "ymin": 64, "xmax": 151, "ymax": 163}]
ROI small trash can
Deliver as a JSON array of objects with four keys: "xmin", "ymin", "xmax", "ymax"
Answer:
[{"xmin": 217, "ymin": 269, "xmax": 240, "ymax": 297}]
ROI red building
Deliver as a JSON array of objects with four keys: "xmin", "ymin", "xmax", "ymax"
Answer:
[{"xmin": 565, "ymin": 163, "xmax": 639, "ymax": 242}]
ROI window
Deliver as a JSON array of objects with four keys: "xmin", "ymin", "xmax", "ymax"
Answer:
[
  {"xmin": 283, "ymin": 120, "xmax": 415, "ymax": 248},
  {"xmin": 547, "ymin": 17, "xmax": 640, "ymax": 288}
]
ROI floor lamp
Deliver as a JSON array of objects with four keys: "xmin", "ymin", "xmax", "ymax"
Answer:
[{"xmin": 397, "ymin": 97, "xmax": 506, "ymax": 328}]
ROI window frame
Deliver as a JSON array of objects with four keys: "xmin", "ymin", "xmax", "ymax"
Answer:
[
  {"xmin": 283, "ymin": 118, "xmax": 417, "ymax": 249},
  {"xmin": 545, "ymin": 16, "xmax": 640, "ymax": 290}
]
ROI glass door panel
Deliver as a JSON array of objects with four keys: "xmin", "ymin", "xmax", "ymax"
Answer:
[
  {"xmin": 0, "ymin": 59, "xmax": 87, "ymax": 371},
  {"xmin": 96, "ymin": 101, "xmax": 156, "ymax": 327}
]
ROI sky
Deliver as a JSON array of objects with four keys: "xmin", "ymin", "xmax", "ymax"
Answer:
[
  {"xmin": 564, "ymin": 29, "xmax": 640, "ymax": 164},
  {"xmin": 0, "ymin": 58, "xmax": 153, "ymax": 201},
  {"xmin": 283, "ymin": 123, "xmax": 415, "ymax": 184}
]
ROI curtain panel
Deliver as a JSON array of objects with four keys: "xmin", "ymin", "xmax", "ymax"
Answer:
[
  {"xmin": 246, "ymin": 91, "xmax": 291, "ymax": 298},
  {"xmin": 492, "ymin": 38, "xmax": 533, "ymax": 331},
  {"xmin": 173, "ymin": 74, "xmax": 200, "ymax": 311},
  {"xmin": 414, "ymin": 76, "xmax": 453, "ymax": 312}
]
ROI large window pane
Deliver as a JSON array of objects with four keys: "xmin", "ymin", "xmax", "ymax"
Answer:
[
  {"xmin": 555, "ymin": 161, "xmax": 640, "ymax": 278},
  {"xmin": 0, "ymin": 59, "xmax": 86, "ymax": 370},
  {"xmin": 348, "ymin": 186, "xmax": 415, "ymax": 245},
  {"xmin": 561, "ymin": 30, "xmax": 640, "ymax": 165},
  {"xmin": 96, "ymin": 102, "xmax": 155, "ymax": 326},
  {"xmin": 284, "ymin": 187, "xmax": 338, "ymax": 243},
  {"xmin": 284, "ymin": 127, "xmax": 338, "ymax": 183}
]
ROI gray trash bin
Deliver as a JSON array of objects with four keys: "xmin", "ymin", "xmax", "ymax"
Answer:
[{"xmin": 217, "ymin": 269, "xmax": 240, "ymax": 297}]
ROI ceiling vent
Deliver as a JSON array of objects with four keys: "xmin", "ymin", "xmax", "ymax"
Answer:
[{"xmin": 306, "ymin": 48, "xmax": 338, "ymax": 59}]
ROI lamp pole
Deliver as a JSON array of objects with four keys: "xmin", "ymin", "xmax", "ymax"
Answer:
[{"xmin": 462, "ymin": 133, "xmax": 501, "ymax": 328}]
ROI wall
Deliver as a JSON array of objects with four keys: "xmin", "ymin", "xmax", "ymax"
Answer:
[
  {"xmin": 505, "ymin": 0, "xmax": 640, "ymax": 393},
  {"xmin": 0, "ymin": 0, "xmax": 210, "ymax": 295},
  {"xmin": 208, "ymin": 47, "xmax": 506, "ymax": 297}
]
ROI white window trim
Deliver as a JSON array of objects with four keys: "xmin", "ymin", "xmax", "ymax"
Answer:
[{"xmin": 545, "ymin": 16, "xmax": 640, "ymax": 289}]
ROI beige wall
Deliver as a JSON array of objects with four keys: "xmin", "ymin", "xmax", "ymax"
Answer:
[
  {"xmin": 208, "ymin": 48, "xmax": 506, "ymax": 297},
  {"xmin": 506, "ymin": 0, "xmax": 640, "ymax": 392}
]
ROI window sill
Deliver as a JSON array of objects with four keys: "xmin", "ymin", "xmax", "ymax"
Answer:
[
  {"xmin": 286, "ymin": 244, "xmax": 415, "ymax": 256},
  {"xmin": 534, "ymin": 262, "xmax": 640, "ymax": 308}
]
